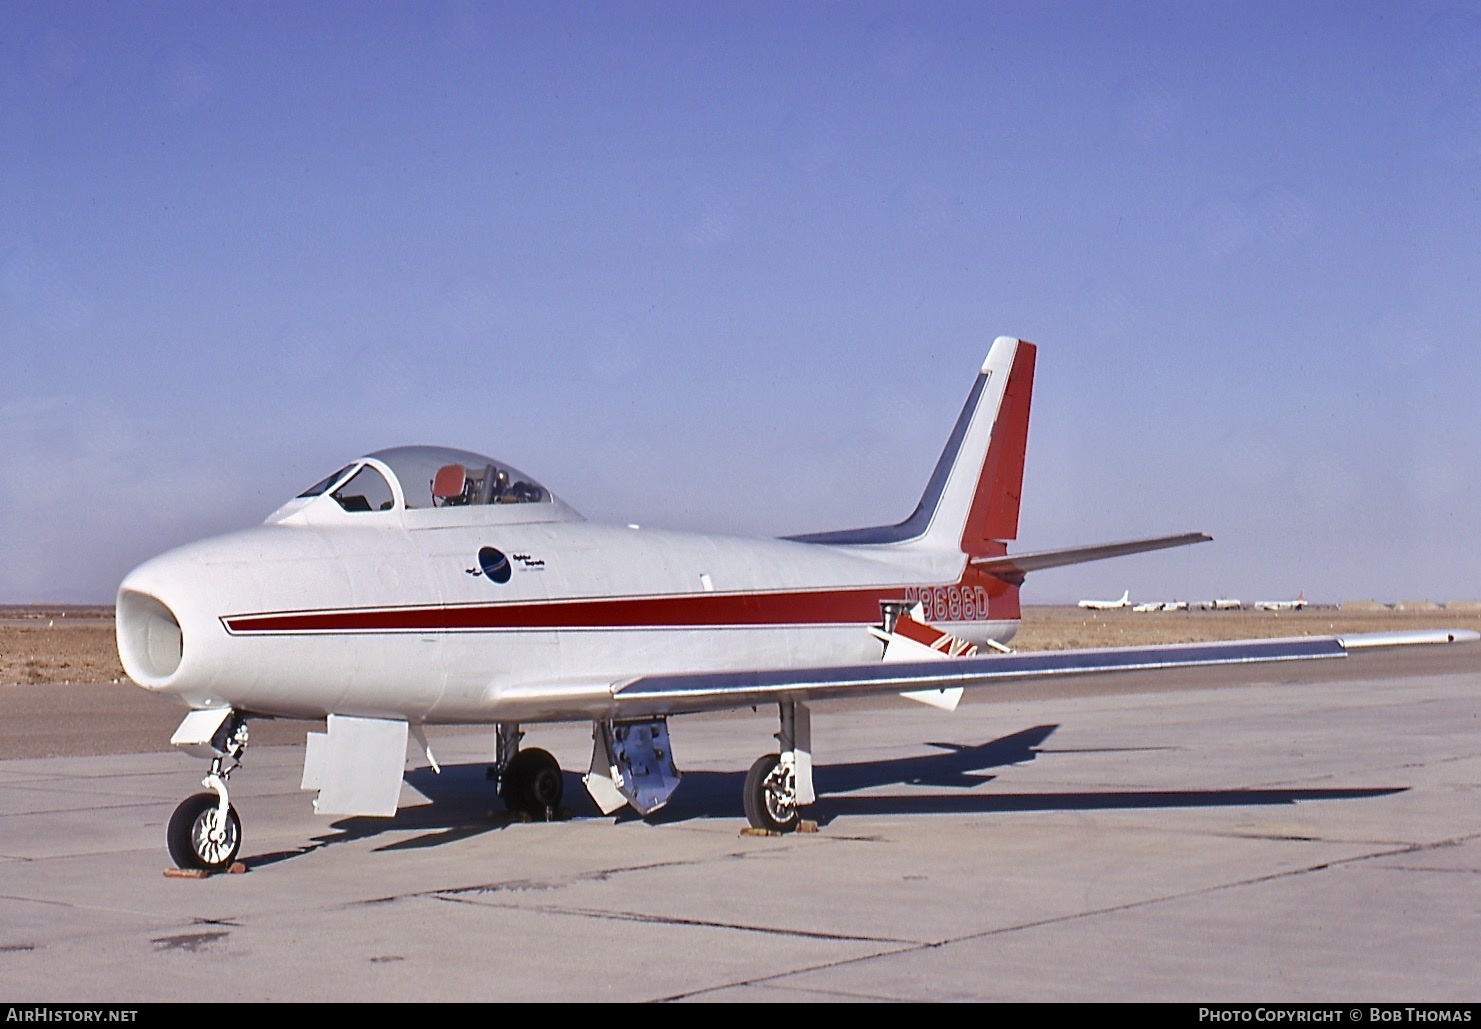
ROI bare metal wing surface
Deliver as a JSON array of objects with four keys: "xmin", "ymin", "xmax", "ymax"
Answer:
[{"xmin": 611, "ymin": 631, "xmax": 1473, "ymax": 716}]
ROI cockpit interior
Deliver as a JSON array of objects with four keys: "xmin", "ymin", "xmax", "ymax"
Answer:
[{"xmin": 296, "ymin": 446, "xmax": 550, "ymax": 514}]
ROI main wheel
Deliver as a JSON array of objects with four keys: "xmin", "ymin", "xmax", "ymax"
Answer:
[
  {"xmin": 167, "ymin": 792, "xmax": 241, "ymax": 871},
  {"xmin": 743, "ymin": 753, "xmax": 800, "ymax": 833},
  {"xmin": 500, "ymin": 747, "xmax": 564, "ymax": 816}
]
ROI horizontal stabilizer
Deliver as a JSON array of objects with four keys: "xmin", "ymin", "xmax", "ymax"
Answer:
[{"xmin": 972, "ymin": 532, "xmax": 1212, "ymax": 583}]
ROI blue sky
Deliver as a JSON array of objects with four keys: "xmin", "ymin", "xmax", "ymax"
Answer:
[{"xmin": 4, "ymin": 1, "xmax": 1479, "ymax": 605}]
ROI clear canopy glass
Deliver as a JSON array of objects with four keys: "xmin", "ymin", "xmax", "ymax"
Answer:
[{"xmin": 367, "ymin": 446, "xmax": 549, "ymax": 509}]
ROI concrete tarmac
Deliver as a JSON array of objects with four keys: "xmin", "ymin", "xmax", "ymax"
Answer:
[{"xmin": 0, "ymin": 644, "xmax": 1477, "ymax": 1002}]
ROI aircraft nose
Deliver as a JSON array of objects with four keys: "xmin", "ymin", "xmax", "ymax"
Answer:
[{"xmin": 116, "ymin": 559, "xmax": 188, "ymax": 691}]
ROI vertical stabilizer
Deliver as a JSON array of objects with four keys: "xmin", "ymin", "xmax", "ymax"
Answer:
[
  {"xmin": 952, "ymin": 337, "xmax": 1035, "ymax": 553},
  {"xmin": 786, "ymin": 336, "xmax": 1036, "ymax": 557}
]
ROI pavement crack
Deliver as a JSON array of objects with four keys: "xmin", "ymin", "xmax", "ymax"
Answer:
[
  {"xmin": 433, "ymin": 896, "xmax": 918, "ymax": 944},
  {"xmin": 150, "ymin": 929, "xmax": 230, "ymax": 953},
  {"xmin": 435, "ymin": 857, "xmax": 702, "ymax": 899},
  {"xmin": 352, "ymin": 856, "xmax": 724, "ymax": 908},
  {"xmin": 658, "ymin": 944, "xmax": 922, "ymax": 1002},
  {"xmin": 662, "ymin": 830, "xmax": 1481, "ymax": 1000}
]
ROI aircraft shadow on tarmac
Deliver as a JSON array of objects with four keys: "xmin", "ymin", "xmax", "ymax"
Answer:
[{"xmin": 240, "ymin": 723, "xmax": 1405, "ymax": 868}]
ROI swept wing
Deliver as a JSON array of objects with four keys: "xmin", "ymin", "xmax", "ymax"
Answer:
[{"xmin": 609, "ymin": 629, "xmax": 1474, "ymax": 717}]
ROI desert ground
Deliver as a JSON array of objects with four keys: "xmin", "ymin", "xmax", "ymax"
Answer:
[{"xmin": 1, "ymin": 606, "xmax": 123, "ymax": 685}]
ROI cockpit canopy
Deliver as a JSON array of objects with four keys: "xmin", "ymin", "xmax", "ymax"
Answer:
[
  {"xmin": 371, "ymin": 446, "xmax": 548, "ymax": 509},
  {"xmin": 294, "ymin": 446, "xmax": 554, "ymax": 515}
]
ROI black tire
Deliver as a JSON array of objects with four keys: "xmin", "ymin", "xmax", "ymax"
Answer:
[
  {"xmin": 501, "ymin": 748, "xmax": 564, "ymax": 815},
  {"xmin": 743, "ymin": 753, "xmax": 800, "ymax": 833},
  {"xmin": 167, "ymin": 792, "xmax": 242, "ymax": 871}
]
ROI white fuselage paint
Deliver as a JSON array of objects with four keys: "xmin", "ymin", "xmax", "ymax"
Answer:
[{"xmin": 118, "ymin": 493, "xmax": 1018, "ymax": 725}]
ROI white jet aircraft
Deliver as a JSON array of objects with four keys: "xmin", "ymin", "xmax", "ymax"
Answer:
[
  {"xmin": 1078, "ymin": 590, "xmax": 1131, "ymax": 610},
  {"xmin": 1254, "ymin": 592, "xmax": 1308, "ymax": 611},
  {"xmin": 116, "ymin": 337, "xmax": 1478, "ymax": 871}
]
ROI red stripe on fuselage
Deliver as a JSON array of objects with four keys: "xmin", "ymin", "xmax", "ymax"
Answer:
[{"xmin": 222, "ymin": 578, "xmax": 1019, "ymax": 634}]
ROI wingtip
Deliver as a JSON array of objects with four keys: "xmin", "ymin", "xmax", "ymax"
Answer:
[{"xmin": 1339, "ymin": 629, "xmax": 1481, "ymax": 648}]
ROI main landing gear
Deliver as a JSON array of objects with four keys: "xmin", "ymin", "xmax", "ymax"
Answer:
[
  {"xmin": 743, "ymin": 753, "xmax": 800, "ymax": 833},
  {"xmin": 167, "ymin": 713, "xmax": 249, "ymax": 872},
  {"xmin": 742, "ymin": 701, "xmax": 814, "ymax": 833},
  {"xmin": 492, "ymin": 722, "xmax": 564, "ymax": 819}
]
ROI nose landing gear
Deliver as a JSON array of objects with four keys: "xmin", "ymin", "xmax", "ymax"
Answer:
[{"xmin": 166, "ymin": 712, "xmax": 248, "ymax": 872}]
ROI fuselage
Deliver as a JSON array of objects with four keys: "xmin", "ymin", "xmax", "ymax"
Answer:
[{"xmin": 117, "ymin": 450, "xmax": 1020, "ymax": 725}]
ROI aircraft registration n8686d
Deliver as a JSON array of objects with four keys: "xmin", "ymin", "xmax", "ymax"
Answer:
[{"xmin": 116, "ymin": 336, "xmax": 1479, "ymax": 871}]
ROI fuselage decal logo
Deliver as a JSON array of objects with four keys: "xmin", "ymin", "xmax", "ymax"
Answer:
[{"xmin": 466, "ymin": 547, "xmax": 512, "ymax": 583}]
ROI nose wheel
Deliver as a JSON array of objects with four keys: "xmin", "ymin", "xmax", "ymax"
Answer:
[
  {"xmin": 164, "ymin": 711, "xmax": 248, "ymax": 872},
  {"xmin": 167, "ymin": 792, "xmax": 242, "ymax": 871}
]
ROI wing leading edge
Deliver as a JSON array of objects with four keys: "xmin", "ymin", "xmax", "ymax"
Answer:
[{"xmin": 611, "ymin": 629, "xmax": 1478, "ymax": 717}]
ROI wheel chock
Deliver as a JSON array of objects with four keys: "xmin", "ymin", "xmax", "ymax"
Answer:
[
  {"xmin": 163, "ymin": 861, "xmax": 247, "ymax": 879},
  {"xmin": 740, "ymin": 820, "xmax": 818, "ymax": 837}
]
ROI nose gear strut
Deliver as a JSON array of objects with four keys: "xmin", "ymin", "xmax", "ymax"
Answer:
[{"xmin": 166, "ymin": 713, "xmax": 248, "ymax": 872}]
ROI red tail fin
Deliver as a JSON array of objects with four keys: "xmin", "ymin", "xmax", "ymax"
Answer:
[
  {"xmin": 786, "ymin": 337, "xmax": 1037, "ymax": 554},
  {"xmin": 960, "ymin": 341, "xmax": 1034, "ymax": 554}
]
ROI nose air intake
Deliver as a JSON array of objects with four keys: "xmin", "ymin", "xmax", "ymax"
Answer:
[{"xmin": 117, "ymin": 590, "xmax": 184, "ymax": 686}]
